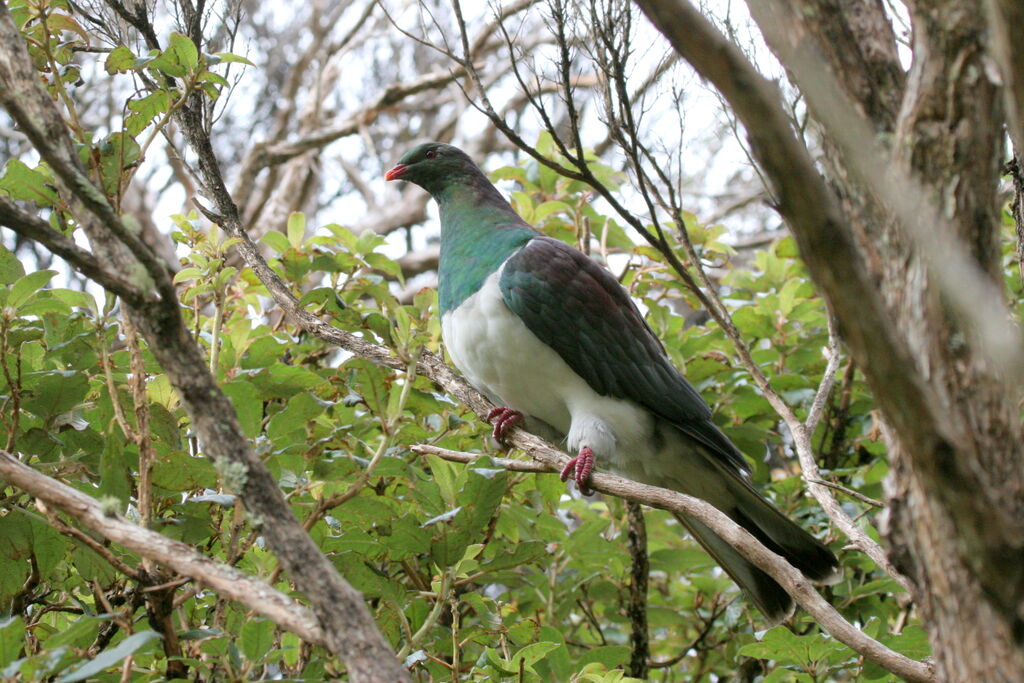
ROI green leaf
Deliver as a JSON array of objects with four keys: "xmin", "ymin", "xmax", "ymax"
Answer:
[
  {"xmin": 0, "ymin": 245, "xmax": 25, "ymax": 285},
  {"xmin": 777, "ymin": 278, "xmax": 804, "ymax": 316},
  {"xmin": 98, "ymin": 133, "xmax": 141, "ymax": 194},
  {"xmin": 426, "ymin": 455, "xmax": 458, "ymax": 507},
  {"xmin": 7, "ymin": 269, "xmax": 56, "ymax": 310},
  {"xmin": 173, "ymin": 266, "xmax": 203, "ymax": 284},
  {"xmin": 50, "ymin": 288, "xmax": 96, "ymax": 314},
  {"xmin": 512, "ymin": 641, "xmax": 560, "ymax": 668},
  {"xmin": 147, "ymin": 373, "xmax": 178, "ymax": 409},
  {"xmin": 222, "ymin": 380, "xmax": 262, "ymax": 438},
  {"xmin": 56, "ymin": 630, "xmax": 161, "ymax": 682},
  {"xmin": 762, "ymin": 671, "xmax": 815, "ymax": 683},
  {"xmin": 863, "ymin": 625, "xmax": 931, "ymax": 680},
  {"xmin": 477, "ymin": 540, "xmax": 546, "ymax": 574},
  {"xmin": 429, "ymin": 465, "xmax": 507, "ymax": 567},
  {"xmin": 14, "ymin": 294, "xmax": 69, "ymax": 318},
  {"xmin": 0, "ymin": 160, "xmax": 57, "ymax": 205},
  {"xmin": 0, "ymin": 617, "xmax": 24, "ymax": 667},
  {"xmin": 287, "ymin": 212, "xmax": 306, "ymax": 248},
  {"xmin": 46, "ymin": 615, "xmax": 106, "ymax": 652},
  {"xmin": 738, "ymin": 625, "xmax": 812, "ymax": 664},
  {"xmin": 22, "ymin": 370, "xmax": 88, "ymax": 419},
  {"xmin": 732, "ymin": 305, "xmax": 774, "ymax": 339},
  {"xmin": 384, "ymin": 516, "xmax": 432, "ymax": 558},
  {"xmin": 46, "ymin": 13, "xmax": 91, "ymax": 44},
  {"xmin": 535, "ymin": 626, "xmax": 571, "ymax": 681},
  {"xmin": 0, "ymin": 512, "xmax": 31, "ymax": 559},
  {"xmin": 70, "ymin": 540, "xmax": 117, "ymax": 584},
  {"xmin": 267, "ymin": 392, "xmax": 322, "ymax": 443},
  {"xmin": 260, "ymin": 230, "xmax": 291, "ymax": 254},
  {"xmin": 21, "ymin": 511, "xmax": 67, "ymax": 580},
  {"xmin": 212, "ymin": 51, "xmax": 255, "ymax": 66},
  {"xmin": 248, "ymin": 364, "xmax": 325, "ymax": 399},
  {"xmin": 240, "ymin": 619, "xmax": 274, "ymax": 661},
  {"xmin": 148, "ymin": 402, "xmax": 182, "ymax": 448},
  {"xmin": 0, "ymin": 552, "xmax": 27, "ymax": 601},
  {"xmin": 577, "ymin": 645, "xmax": 630, "ymax": 670},
  {"xmin": 364, "ymin": 252, "xmax": 402, "ymax": 279},
  {"xmin": 297, "ymin": 287, "xmax": 346, "ymax": 315},
  {"xmin": 104, "ymin": 45, "xmax": 136, "ymax": 74},
  {"xmin": 240, "ymin": 334, "xmax": 286, "ymax": 369},
  {"xmin": 146, "ymin": 48, "xmax": 185, "ymax": 78},
  {"xmin": 98, "ymin": 436, "xmax": 130, "ymax": 512},
  {"xmin": 197, "ymin": 70, "xmax": 229, "ymax": 87},
  {"xmin": 489, "ymin": 165, "xmax": 529, "ymax": 185},
  {"xmin": 152, "ymin": 450, "xmax": 218, "ymax": 491},
  {"xmin": 534, "ymin": 200, "xmax": 571, "ymax": 222},
  {"xmin": 168, "ymin": 32, "xmax": 199, "ymax": 71},
  {"xmin": 126, "ymin": 90, "xmax": 171, "ymax": 136}
]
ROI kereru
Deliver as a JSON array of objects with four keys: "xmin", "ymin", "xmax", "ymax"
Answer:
[{"xmin": 385, "ymin": 142, "xmax": 840, "ymax": 622}]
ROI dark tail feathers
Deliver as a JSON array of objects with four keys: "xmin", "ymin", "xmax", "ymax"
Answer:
[{"xmin": 673, "ymin": 482, "xmax": 839, "ymax": 624}]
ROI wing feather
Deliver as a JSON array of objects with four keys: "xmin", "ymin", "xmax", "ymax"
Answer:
[{"xmin": 499, "ymin": 237, "xmax": 749, "ymax": 474}]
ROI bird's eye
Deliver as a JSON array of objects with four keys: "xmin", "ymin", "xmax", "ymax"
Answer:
[{"xmin": 425, "ymin": 149, "xmax": 437, "ymax": 160}]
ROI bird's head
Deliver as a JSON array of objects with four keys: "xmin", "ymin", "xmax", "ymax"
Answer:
[{"xmin": 384, "ymin": 142, "xmax": 482, "ymax": 196}]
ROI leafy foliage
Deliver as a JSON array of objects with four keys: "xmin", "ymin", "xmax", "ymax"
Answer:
[
  {"xmin": 1, "ymin": 159, "xmax": 931, "ymax": 681},
  {"xmin": 0, "ymin": 8, "xmax": 947, "ymax": 682}
]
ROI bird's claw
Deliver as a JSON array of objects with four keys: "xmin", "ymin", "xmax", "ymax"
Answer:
[
  {"xmin": 487, "ymin": 406, "xmax": 524, "ymax": 443},
  {"xmin": 559, "ymin": 446, "xmax": 595, "ymax": 495}
]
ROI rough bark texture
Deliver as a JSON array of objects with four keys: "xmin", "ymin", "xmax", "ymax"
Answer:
[
  {"xmin": 755, "ymin": 1, "xmax": 1024, "ymax": 679},
  {"xmin": 636, "ymin": 0, "xmax": 1024, "ymax": 679},
  {"xmin": 882, "ymin": 4, "xmax": 1024, "ymax": 677},
  {"xmin": 625, "ymin": 501, "xmax": 649, "ymax": 680},
  {"xmin": 984, "ymin": 0, "xmax": 1024, "ymax": 158}
]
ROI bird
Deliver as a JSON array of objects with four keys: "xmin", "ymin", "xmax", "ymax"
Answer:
[{"xmin": 385, "ymin": 141, "xmax": 840, "ymax": 623}]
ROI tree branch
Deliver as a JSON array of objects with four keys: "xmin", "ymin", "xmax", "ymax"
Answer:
[
  {"xmin": 983, "ymin": 0, "xmax": 1024, "ymax": 159},
  {"xmin": 0, "ymin": 197, "xmax": 150, "ymax": 308},
  {"xmin": 0, "ymin": 5, "xmax": 410, "ymax": 678},
  {"xmin": 0, "ymin": 450, "xmax": 327, "ymax": 648},
  {"xmin": 409, "ymin": 441, "xmax": 933, "ymax": 682},
  {"xmin": 631, "ymin": 0, "xmax": 1018, "ymax": 598}
]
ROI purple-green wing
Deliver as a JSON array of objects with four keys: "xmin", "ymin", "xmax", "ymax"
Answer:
[{"xmin": 499, "ymin": 236, "xmax": 749, "ymax": 474}]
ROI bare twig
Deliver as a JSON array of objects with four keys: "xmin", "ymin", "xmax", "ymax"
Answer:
[
  {"xmin": 807, "ymin": 479, "xmax": 884, "ymax": 509},
  {"xmin": 411, "ymin": 444, "xmax": 549, "ymax": 472},
  {"xmin": 41, "ymin": 510, "xmax": 143, "ymax": 580}
]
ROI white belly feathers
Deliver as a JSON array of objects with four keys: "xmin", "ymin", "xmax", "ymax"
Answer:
[{"xmin": 441, "ymin": 268, "xmax": 653, "ymax": 466}]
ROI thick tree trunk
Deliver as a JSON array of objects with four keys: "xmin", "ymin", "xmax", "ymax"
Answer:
[
  {"xmin": 758, "ymin": 1, "xmax": 1024, "ymax": 678},
  {"xmin": 880, "ymin": 4, "xmax": 1024, "ymax": 678}
]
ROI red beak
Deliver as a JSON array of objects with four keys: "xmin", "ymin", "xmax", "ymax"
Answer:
[{"xmin": 384, "ymin": 163, "xmax": 408, "ymax": 181}]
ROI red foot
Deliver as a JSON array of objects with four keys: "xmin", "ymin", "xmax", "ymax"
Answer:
[
  {"xmin": 487, "ymin": 406, "xmax": 524, "ymax": 442},
  {"xmin": 559, "ymin": 446, "xmax": 595, "ymax": 495}
]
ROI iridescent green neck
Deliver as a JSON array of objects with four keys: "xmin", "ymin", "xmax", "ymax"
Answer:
[{"xmin": 437, "ymin": 183, "xmax": 535, "ymax": 315}]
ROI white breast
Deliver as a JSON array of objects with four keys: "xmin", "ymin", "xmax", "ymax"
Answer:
[{"xmin": 441, "ymin": 267, "xmax": 654, "ymax": 467}]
